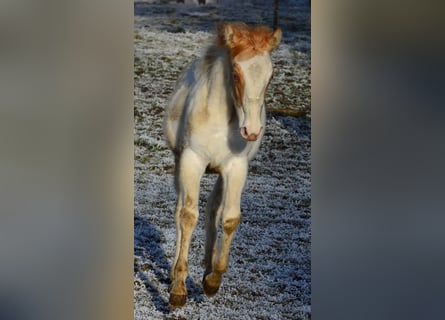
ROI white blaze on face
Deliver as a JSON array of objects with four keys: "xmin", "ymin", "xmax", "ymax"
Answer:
[{"xmin": 236, "ymin": 53, "xmax": 273, "ymax": 141}]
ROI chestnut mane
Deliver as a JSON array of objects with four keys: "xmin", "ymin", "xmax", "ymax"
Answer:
[{"xmin": 217, "ymin": 22, "xmax": 279, "ymax": 61}]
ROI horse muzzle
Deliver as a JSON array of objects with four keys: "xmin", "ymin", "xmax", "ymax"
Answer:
[{"xmin": 240, "ymin": 126, "xmax": 263, "ymax": 141}]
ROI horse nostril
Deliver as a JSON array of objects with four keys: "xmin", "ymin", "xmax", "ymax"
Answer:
[
  {"xmin": 240, "ymin": 127, "xmax": 248, "ymax": 140},
  {"xmin": 240, "ymin": 127, "xmax": 260, "ymax": 141},
  {"xmin": 241, "ymin": 127, "xmax": 246, "ymax": 134}
]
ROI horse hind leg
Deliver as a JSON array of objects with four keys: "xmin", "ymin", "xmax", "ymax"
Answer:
[
  {"xmin": 203, "ymin": 159, "xmax": 247, "ymax": 297},
  {"xmin": 203, "ymin": 176, "xmax": 223, "ymax": 293},
  {"xmin": 169, "ymin": 149, "xmax": 205, "ymax": 309}
]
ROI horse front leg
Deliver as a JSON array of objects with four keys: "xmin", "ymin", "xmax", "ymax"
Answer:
[
  {"xmin": 169, "ymin": 149, "xmax": 205, "ymax": 309},
  {"xmin": 203, "ymin": 158, "xmax": 247, "ymax": 296}
]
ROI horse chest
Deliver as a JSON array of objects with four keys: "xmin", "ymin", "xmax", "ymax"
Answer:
[
  {"xmin": 189, "ymin": 124, "xmax": 232, "ymax": 155},
  {"xmin": 188, "ymin": 124, "xmax": 260, "ymax": 169}
]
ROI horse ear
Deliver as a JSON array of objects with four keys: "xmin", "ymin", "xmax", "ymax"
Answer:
[
  {"xmin": 268, "ymin": 28, "xmax": 282, "ymax": 51},
  {"xmin": 217, "ymin": 22, "xmax": 236, "ymax": 48}
]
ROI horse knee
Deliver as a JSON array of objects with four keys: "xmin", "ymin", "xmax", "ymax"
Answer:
[
  {"xmin": 175, "ymin": 260, "xmax": 188, "ymax": 273},
  {"xmin": 180, "ymin": 207, "xmax": 198, "ymax": 230},
  {"xmin": 222, "ymin": 216, "xmax": 240, "ymax": 235}
]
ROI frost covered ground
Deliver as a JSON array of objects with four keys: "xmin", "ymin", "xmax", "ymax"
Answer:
[{"xmin": 134, "ymin": 1, "xmax": 311, "ymax": 319}]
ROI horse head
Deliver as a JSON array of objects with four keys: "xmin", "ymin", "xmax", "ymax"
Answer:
[{"xmin": 217, "ymin": 22, "xmax": 282, "ymax": 141}]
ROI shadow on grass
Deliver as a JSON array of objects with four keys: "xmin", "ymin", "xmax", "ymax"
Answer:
[{"xmin": 134, "ymin": 215, "xmax": 203, "ymax": 314}]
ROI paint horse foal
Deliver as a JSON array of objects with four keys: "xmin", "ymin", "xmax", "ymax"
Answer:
[{"xmin": 164, "ymin": 22, "xmax": 282, "ymax": 308}]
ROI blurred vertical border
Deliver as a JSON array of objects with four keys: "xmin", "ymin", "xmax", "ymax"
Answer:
[
  {"xmin": 0, "ymin": 0, "xmax": 133, "ymax": 320},
  {"xmin": 313, "ymin": 0, "xmax": 445, "ymax": 319}
]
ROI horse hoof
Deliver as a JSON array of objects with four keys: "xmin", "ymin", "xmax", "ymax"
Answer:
[
  {"xmin": 169, "ymin": 293, "xmax": 187, "ymax": 309},
  {"xmin": 202, "ymin": 279, "xmax": 220, "ymax": 297}
]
